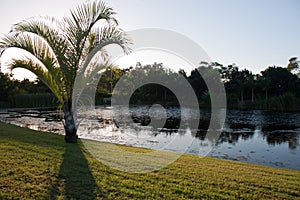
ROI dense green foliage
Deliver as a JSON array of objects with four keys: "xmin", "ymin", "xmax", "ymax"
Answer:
[{"xmin": 0, "ymin": 122, "xmax": 299, "ymax": 199}]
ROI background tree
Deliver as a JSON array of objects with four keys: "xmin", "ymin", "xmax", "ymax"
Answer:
[
  {"xmin": 257, "ymin": 75, "xmax": 271, "ymax": 102},
  {"xmin": 0, "ymin": 1, "xmax": 131, "ymax": 142},
  {"xmin": 287, "ymin": 57, "xmax": 300, "ymax": 77},
  {"xmin": 261, "ymin": 66, "xmax": 298, "ymax": 96},
  {"xmin": 0, "ymin": 72, "xmax": 14, "ymax": 105}
]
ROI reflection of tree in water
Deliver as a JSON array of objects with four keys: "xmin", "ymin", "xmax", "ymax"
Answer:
[
  {"xmin": 217, "ymin": 131, "xmax": 255, "ymax": 145},
  {"xmin": 193, "ymin": 122, "xmax": 255, "ymax": 144},
  {"xmin": 132, "ymin": 115, "xmax": 258, "ymax": 145},
  {"xmin": 128, "ymin": 108, "xmax": 300, "ymax": 150},
  {"xmin": 262, "ymin": 131, "xmax": 299, "ymax": 150},
  {"xmin": 261, "ymin": 124, "xmax": 300, "ymax": 150}
]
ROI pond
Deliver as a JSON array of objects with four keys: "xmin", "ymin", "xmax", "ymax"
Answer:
[{"xmin": 0, "ymin": 106, "xmax": 299, "ymax": 170}]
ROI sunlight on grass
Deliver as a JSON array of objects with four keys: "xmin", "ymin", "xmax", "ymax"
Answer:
[{"xmin": 82, "ymin": 139, "xmax": 182, "ymax": 173}]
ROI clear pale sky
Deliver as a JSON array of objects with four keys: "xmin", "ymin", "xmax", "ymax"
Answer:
[{"xmin": 0, "ymin": 0, "xmax": 299, "ymax": 79}]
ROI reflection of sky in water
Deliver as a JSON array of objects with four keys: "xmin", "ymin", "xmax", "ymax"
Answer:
[
  {"xmin": 207, "ymin": 129, "xmax": 300, "ymax": 169},
  {"xmin": 0, "ymin": 106, "xmax": 299, "ymax": 170}
]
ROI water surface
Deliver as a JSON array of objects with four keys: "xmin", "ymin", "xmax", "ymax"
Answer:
[{"xmin": 0, "ymin": 106, "xmax": 299, "ymax": 170}]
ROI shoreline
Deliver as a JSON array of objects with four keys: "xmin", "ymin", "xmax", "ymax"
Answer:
[{"xmin": 0, "ymin": 117, "xmax": 299, "ymax": 170}]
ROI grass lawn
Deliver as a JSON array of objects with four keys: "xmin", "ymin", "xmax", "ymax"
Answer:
[{"xmin": 0, "ymin": 122, "xmax": 299, "ymax": 199}]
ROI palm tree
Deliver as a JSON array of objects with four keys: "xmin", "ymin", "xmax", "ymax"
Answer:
[{"xmin": 0, "ymin": 1, "xmax": 131, "ymax": 143}]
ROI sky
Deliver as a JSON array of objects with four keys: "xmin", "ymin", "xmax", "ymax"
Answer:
[{"xmin": 0, "ymin": 0, "xmax": 299, "ymax": 80}]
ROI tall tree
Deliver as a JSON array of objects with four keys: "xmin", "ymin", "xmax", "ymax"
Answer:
[
  {"xmin": 0, "ymin": 1, "xmax": 131, "ymax": 142},
  {"xmin": 261, "ymin": 66, "xmax": 298, "ymax": 96},
  {"xmin": 257, "ymin": 75, "xmax": 271, "ymax": 102}
]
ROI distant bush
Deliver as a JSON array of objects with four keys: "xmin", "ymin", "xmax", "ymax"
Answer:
[
  {"xmin": 267, "ymin": 93, "xmax": 299, "ymax": 111},
  {"xmin": 14, "ymin": 93, "xmax": 58, "ymax": 108},
  {"xmin": 0, "ymin": 101, "xmax": 10, "ymax": 109}
]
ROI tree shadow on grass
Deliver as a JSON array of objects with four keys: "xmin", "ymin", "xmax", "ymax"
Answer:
[{"xmin": 47, "ymin": 141, "xmax": 105, "ymax": 199}]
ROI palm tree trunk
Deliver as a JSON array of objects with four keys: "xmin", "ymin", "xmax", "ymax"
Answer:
[{"xmin": 63, "ymin": 101, "xmax": 78, "ymax": 143}]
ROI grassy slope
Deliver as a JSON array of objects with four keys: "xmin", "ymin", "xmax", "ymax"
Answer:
[{"xmin": 0, "ymin": 122, "xmax": 299, "ymax": 199}]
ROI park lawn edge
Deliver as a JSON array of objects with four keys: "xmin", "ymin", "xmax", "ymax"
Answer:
[{"xmin": 0, "ymin": 122, "xmax": 299, "ymax": 199}]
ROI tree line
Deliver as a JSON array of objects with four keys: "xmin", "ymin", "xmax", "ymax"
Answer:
[{"xmin": 1, "ymin": 57, "xmax": 299, "ymax": 111}]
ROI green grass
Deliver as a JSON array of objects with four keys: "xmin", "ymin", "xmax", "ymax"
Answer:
[{"xmin": 0, "ymin": 122, "xmax": 299, "ymax": 199}]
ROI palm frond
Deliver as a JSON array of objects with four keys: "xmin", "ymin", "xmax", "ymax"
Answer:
[
  {"xmin": 9, "ymin": 57, "xmax": 64, "ymax": 103},
  {"xmin": 78, "ymin": 26, "xmax": 131, "ymax": 76},
  {"xmin": 11, "ymin": 16, "xmax": 74, "ymax": 61},
  {"xmin": 10, "ymin": 16, "xmax": 77, "ymax": 93},
  {"xmin": 88, "ymin": 26, "xmax": 131, "ymax": 54},
  {"xmin": 70, "ymin": 1, "xmax": 118, "ymax": 32},
  {"xmin": 0, "ymin": 32, "xmax": 66, "ymax": 95},
  {"xmin": 64, "ymin": 1, "xmax": 119, "ymax": 72},
  {"xmin": 0, "ymin": 32, "xmax": 57, "ymax": 66}
]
